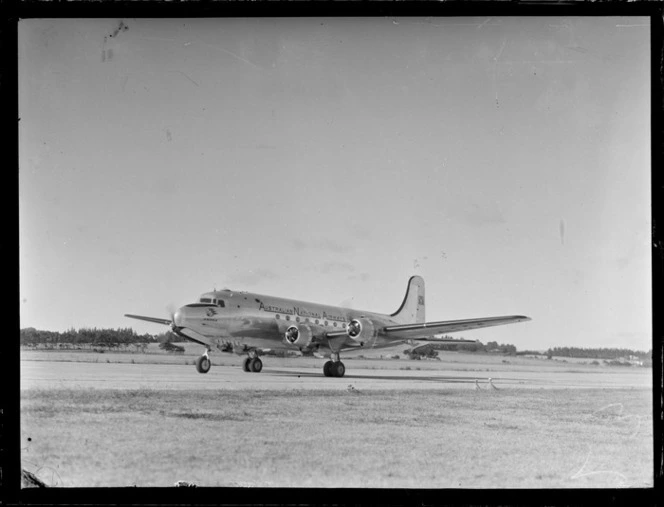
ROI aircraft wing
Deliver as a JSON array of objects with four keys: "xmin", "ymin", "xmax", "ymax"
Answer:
[
  {"xmin": 408, "ymin": 336, "xmax": 479, "ymax": 343},
  {"xmin": 325, "ymin": 330, "xmax": 365, "ymax": 351},
  {"xmin": 124, "ymin": 314, "xmax": 172, "ymax": 326},
  {"xmin": 384, "ymin": 315, "xmax": 531, "ymax": 340}
]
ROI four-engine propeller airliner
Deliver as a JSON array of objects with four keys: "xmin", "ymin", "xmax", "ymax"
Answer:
[{"xmin": 125, "ymin": 276, "xmax": 530, "ymax": 378}]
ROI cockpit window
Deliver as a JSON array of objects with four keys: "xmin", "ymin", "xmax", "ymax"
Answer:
[
  {"xmin": 200, "ymin": 298, "xmax": 212, "ymax": 303},
  {"xmin": 217, "ymin": 300, "xmax": 225, "ymax": 307}
]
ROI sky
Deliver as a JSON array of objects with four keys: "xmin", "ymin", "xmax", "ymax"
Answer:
[{"xmin": 19, "ymin": 17, "xmax": 651, "ymax": 351}]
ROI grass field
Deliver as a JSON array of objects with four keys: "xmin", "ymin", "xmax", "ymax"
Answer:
[{"xmin": 21, "ymin": 385, "xmax": 653, "ymax": 488}]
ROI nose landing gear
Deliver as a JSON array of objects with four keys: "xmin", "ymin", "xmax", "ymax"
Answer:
[{"xmin": 195, "ymin": 351, "xmax": 211, "ymax": 374}]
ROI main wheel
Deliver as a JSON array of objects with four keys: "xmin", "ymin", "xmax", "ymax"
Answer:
[
  {"xmin": 195, "ymin": 356, "xmax": 211, "ymax": 374},
  {"xmin": 333, "ymin": 361, "xmax": 346, "ymax": 378},
  {"xmin": 323, "ymin": 360, "xmax": 334, "ymax": 377},
  {"xmin": 250, "ymin": 357, "xmax": 263, "ymax": 373},
  {"xmin": 243, "ymin": 357, "xmax": 252, "ymax": 372}
]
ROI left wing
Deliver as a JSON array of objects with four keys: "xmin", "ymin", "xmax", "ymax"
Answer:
[
  {"xmin": 125, "ymin": 314, "xmax": 172, "ymax": 326},
  {"xmin": 384, "ymin": 315, "xmax": 531, "ymax": 340}
]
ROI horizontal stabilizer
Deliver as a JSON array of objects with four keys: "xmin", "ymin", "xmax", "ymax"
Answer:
[{"xmin": 124, "ymin": 314, "xmax": 172, "ymax": 326}]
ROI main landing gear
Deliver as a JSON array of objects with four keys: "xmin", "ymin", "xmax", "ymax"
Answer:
[
  {"xmin": 195, "ymin": 350, "xmax": 212, "ymax": 374},
  {"xmin": 242, "ymin": 350, "xmax": 263, "ymax": 373},
  {"xmin": 323, "ymin": 352, "xmax": 345, "ymax": 378}
]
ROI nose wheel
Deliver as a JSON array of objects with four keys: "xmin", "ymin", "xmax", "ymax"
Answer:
[
  {"xmin": 323, "ymin": 360, "xmax": 345, "ymax": 378},
  {"xmin": 195, "ymin": 355, "xmax": 211, "ymax": 374}
]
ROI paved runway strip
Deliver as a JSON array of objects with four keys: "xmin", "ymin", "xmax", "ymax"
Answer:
[{"xmin": 21, "ymin": 360, "xmax": 651, "ymax": 391}]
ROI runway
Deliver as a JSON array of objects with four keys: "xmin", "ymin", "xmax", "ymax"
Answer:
[{"xmin": 20, "ymin": 359, "xmax": 652, "ymax": 391}]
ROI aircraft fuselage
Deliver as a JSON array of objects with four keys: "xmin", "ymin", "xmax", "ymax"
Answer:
[{"xmin": 173, "ymin": 289, "xmax": 399, "ymax": 354}]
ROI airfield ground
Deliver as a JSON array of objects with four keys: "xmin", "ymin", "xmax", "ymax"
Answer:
[{"xmin": 20, "ymin": 347, "xmax": 653, "ymax": 488}]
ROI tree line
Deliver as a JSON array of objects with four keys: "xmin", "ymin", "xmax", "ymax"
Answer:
[
  {"xmin": 413, "ymin": 339, "xmax": 517, "ymax": 354},
  {"xmin": 543, "ymin": 346, "xmax": 651, "ymax": 361},
  {"xmin": 20, "ymin": 327, "xmax": 651, "ymax": 361},
  {"xmin": 20, "ymin": 327, "xmax": 172, "ymax": 350},
  {"xmin": 403, "ymin": 339, "xmax": 517, "ymax": 358}
]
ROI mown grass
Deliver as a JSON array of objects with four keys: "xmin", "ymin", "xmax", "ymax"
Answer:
[{"xmin": 21, "ymin": 387, "xmax": 652, "ymax": 488}]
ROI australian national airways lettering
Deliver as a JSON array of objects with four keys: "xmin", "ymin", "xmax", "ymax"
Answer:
[{"xmin": 258, "ymin": 302, "xmax": 345, "ymax": 322}]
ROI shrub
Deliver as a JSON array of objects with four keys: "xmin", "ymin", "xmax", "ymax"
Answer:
[
  {"xmin": 159, "ymin": 342, "xmax": 185, "ymax": 354},
  {"xmin": 604, "ymin": 359, "xmax": 631, "ymax": 367}
]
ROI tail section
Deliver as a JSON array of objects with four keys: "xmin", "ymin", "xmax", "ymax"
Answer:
[{"xmin": 390, "ymin": 276, "xmax": 425, "ymax": 324}]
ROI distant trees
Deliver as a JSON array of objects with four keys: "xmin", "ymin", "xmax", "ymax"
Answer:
[
  {"xmin": 516, "ymin": 350, "xmax": 547, "ymax": 356},
  {"xmin": 545, "ymin": 347, "xmax": 651, "ymax": 362},
  {"xmin": 20, "ymin": 327, "xmax": 157, "ymax": 349},
  {"xmin": 428, "ymin": 338, "xmax": 516, "ymax": 355},
  {"xmin": 485, "ymin": 341, "xmax": 517, "ymax": 355}
]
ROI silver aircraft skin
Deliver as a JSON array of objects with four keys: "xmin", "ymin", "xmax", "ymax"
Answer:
[{"xmin": 126, "ymin": 276, "xmax": 531, "ymax": 378}]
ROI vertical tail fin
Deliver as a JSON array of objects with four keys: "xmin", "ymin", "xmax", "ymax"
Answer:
[{"xmin": 390, "ymin": 276, "xmax": 425, "ymax": 324}]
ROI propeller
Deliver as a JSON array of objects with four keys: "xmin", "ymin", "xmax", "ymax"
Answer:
[
  {"xmin": 165, "ymin": 304, "xmax": 180, "ymax": 337},
  {"xmin": 166, "ymin": 303, "xmax": 177, "ymax": 323},
  {"xmin": 285, "ymin": 326, "xmax": 299, "ymax": 343},
  {"xmin": 347, "ymin": 320, "xmax": 361, "ymax": 337}
]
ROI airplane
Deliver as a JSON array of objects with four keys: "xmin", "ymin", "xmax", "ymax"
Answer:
[{"xmin": 125, "ymin": 276, "xmax": 530, "ymax": 378}]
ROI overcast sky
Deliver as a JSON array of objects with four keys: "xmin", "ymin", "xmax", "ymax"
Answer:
[{"xmin": 19, "ymin": 17, "xmax": 651, "ymax": 351}]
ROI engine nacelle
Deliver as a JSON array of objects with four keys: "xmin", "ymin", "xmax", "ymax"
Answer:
[
  {"xmin": 346, "ymin": 317, "xmax": 377, "ymax": 343},
  {"xmin": 284, "ymin": 324, "xmax": 316, "ymax": 349}
]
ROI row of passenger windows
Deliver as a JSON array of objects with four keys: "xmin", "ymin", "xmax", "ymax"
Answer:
[
  {"xmin": 199, "ymin": 298, "xmax": 225, "ymax": 307},
  {"xmin": 274, "ymin": 314, "xmax": 343, "ymax": 327}
]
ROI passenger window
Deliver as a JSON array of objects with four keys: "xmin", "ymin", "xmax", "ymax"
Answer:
[
  {"xmin": 296, "ymin": 317, "xmax": 300, "ymax": 322},
  {"xmin": 276, "ymin": 314, "xmax": 280, "ymax": 320},
  {"xmin": 286, "ymin": 316, "xmax": 290, "ymax": 321}
]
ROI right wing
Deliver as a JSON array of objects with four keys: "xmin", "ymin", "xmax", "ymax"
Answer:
[{"xmin": 384, "ymin": 315, "xmax": 531, "ymax": 340}]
